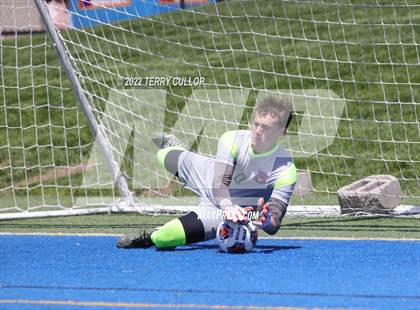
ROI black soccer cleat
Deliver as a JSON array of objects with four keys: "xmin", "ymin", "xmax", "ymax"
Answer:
[
  {"xmin": 116, "ymin": 230, "xmax": 154, "ymax": 249},
  {"xmin": 152, "ymin": 132, "xmax": 187, "ymax": 149}
]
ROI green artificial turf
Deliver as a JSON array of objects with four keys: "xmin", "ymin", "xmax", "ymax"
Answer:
[{"xmin": 1, "ymin": 213, "xmax": 419, "ymax": 240}]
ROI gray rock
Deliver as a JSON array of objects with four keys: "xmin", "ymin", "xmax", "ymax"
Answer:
[{"xmin": 337, "ymin": 175, "xmax": 402, "ymax": 214}]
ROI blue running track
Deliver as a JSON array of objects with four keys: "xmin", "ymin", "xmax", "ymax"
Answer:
[{"xmin": 0, "ymin": 235, "xmax": 419, "ymax": 309}]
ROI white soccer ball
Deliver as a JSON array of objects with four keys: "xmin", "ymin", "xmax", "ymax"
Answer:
[{"xmin": 216, "ymin": 220, "xmax": 258, "ymax": 253}]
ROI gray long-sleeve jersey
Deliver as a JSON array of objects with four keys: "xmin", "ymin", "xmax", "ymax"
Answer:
[{"xmin": 212, "ymin": 130, "xmax": 297, "ymax": 234}]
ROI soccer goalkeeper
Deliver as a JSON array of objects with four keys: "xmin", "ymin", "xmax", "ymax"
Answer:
[{"xmin": 117, "ymin": 96, "xmax": 297, "ymax": 249}]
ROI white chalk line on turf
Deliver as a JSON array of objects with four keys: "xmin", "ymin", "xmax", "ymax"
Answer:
[
  {"xmin": 0, "ymin": 299, "xmax": 314, "ymax": 310},
  {"xmin": 0, "ymin": 232, "xmax": 418, "ymax": 241}
]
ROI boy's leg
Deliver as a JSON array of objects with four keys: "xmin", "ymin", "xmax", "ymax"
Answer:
[
  {"xmin": 117, "ymin": 205, "xmax": 223, "ymax": 249},
  {"xmin": 117, "ymin": 147, "xmax": 222, "ymax": 249},
  {"xmin": 157, "ymin": 146, "xmax": 215, "ymax": 200},
  {"xmin": 150, "ymin": 200, "xmax": 222, "ymax": 248},
  {"xmin": 156, "ymin": 146, "xmax": 185, "ymax": 177}
]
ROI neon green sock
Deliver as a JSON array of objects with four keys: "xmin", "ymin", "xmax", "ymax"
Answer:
[
  {"xmin": 150, "ymin": 219, "xmax": 186, "ymax": 249},
  {"xmin": 156, "ymin": 146, "xmax": 186, "ymax": 169}
]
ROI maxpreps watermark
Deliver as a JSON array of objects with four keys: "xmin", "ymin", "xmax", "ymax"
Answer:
[
  {"xmin": 77, "ymin": 89, "xmax": 345, "ymax": 192},
  {"xmin": 193, "ymin": 209, "xmax": 261, "ymax": 221},
  {"xmin": 117, "ymin": 76, "xmax": 205, "ymax": 87}
]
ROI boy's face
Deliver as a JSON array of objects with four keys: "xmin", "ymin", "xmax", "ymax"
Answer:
[{"xmin": 251, "ymin": 112, "xmax": 284, "ymax": 153}]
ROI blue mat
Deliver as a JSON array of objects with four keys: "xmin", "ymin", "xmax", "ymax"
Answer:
[{"xmin": 0, "ymin": 235, "xmax": 419, "ymax": 309}]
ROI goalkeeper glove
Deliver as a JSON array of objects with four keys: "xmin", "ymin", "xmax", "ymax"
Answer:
[
  {"xmin": 223, "ymin": 205, "xmax": 254, "ymax": 223},
  {"xmin": 252, "ymin": 197, "xmax": 271, "ymax": 229},
  {"xmin": 219, "ymin": 199, "xmax": 253, "ymax": 223}
]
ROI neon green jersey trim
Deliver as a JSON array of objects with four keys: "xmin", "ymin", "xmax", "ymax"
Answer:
[
  {"xmin": 274, "ymin": 163, "xmax": 297, "ymax": 188},
  {"xmin": 249, "ymin": 142, "xmax": 280, "ymax": 159},
  {"xmin": 220, "ymin": 131, "xmax": 238, "ymax": 159}
]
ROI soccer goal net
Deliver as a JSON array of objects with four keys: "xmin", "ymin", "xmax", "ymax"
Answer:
[{"xmin": 0, "ymin": 0, "xmax": 418, "ymax": 219}]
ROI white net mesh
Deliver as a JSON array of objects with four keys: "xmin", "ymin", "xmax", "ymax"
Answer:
[{"xmin": 1, "ymin": 0, "xmax": 419, "ymax": 217}]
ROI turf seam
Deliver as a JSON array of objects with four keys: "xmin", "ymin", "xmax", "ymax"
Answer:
[{"xmin": 1, "ymin": 284, "xmax": 419, "ymax": 301}]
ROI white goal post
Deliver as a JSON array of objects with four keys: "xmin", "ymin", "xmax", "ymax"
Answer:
[{"xmin": 0, "ymin": 0, "xmax": 419, "ymax": 219}]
